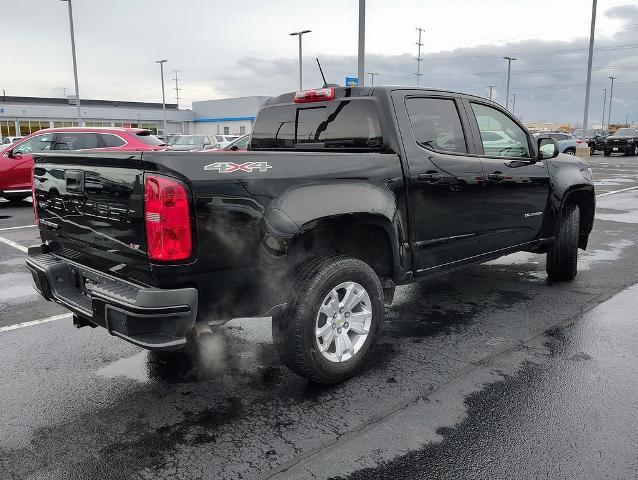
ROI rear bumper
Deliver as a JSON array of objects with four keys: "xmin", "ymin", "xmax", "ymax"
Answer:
[{"xmin": 26, "ymin": 246, "xmax": 198, "ymax": 350}]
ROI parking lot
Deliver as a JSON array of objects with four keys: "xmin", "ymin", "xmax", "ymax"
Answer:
[{"xmin": 1, "ymin": 154, "xmax": 637, "ymax": 479}]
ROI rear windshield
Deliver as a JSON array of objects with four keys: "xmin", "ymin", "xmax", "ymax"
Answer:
[
  {"xmin": 136, "ymin": 131, "xmax": 165, "ymax": 146},
  {"xmin": 251, "ymin": 99, "xmax": 383, "ymax": 150}
]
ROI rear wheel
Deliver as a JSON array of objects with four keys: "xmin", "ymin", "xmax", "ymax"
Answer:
[
  {"xmin": 604, "ymin": 149, "xmax": 611, "ymax": 157},
  {"xmin": 633, "ymin": 145, "xmax": 638, "ymax": 156},
  {"xmin": 564, "ymin": 148, "xmax": 575, "ymax": 156},
  {"xmin": 273, "ymin": 255, "xmax": 384, "ymax": 384},
  {"xmin": 4, "ymin": 194, "xmax": 29, "ymax": 203},
  {"xmin": 546, "ymin": 204, "xmax": 580, "ymax": 281}
]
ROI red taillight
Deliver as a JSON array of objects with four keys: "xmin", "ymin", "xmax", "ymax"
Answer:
[
  {"xmin": 32, "ymin": 168, "xmax": 38, "ymax": 225},
  {"xmin": 144, "ymin": 175, "xmax": 192, "ymax": 261},
  {"xmin": 576, "ymin": 139, "xmax": 583, "ymax": 143},
  {"xmin": 293, "ymin": 87, "xmax": 335, "ymax": 103}
]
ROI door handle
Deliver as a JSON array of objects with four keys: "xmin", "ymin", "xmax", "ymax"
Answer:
[
  {"xmin": 488, "ymin": 171, "xmax": 506, "ymax": 182},
  {"xmin": 419, "ymin": 171, "xmax": 443, "ymax": 183}
]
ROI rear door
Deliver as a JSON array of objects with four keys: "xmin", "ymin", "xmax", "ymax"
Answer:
[
  {"xmin": 392, "ymin": 91, "xmax": 486, "ymax": 271},
  {"xmin": 464, "ymin": 99, "xmax": 550, "ymax": 252}
]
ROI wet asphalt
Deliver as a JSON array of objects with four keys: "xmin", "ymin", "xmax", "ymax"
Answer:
[{"xmin": 0, "ymin": 154, "xmax": 637, "ymax": 480}]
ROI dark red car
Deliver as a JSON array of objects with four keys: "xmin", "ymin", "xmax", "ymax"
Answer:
[{"xmin": 0, "ymin": 127, "xmax": 166, "ymax": 202}]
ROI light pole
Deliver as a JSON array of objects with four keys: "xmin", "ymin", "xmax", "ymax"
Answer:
[
  {"xmin": 366, "ymin": 72, "xmax": 379, "ymax": 86},
  {"xmin": 488, "ymin": 85, "xmax": 495, "ymax": 101},
  {"xmin": 581, "ymin": 0, "xmax": 597, "ymax": 141},
  {"xmin": 358, "ymin": 0, "xmax": 366, "ymax": 86},
  {"xmin": 415, "ymin": 27, "xmax": 425, "ymax": 86},
  {"xmin": 511, "ymin": 93, "xmax": 516, "ymax": 115},
  {"xmin": 61, "ymin": 0, "xmax": 81, "ymax": 124},
  {"xmin": 503, "ymin": 56, "xmax": 516, "ymax": 111},
  {"xmin": 155, "ymin": 60, "xmax": 167, "ymax": 135},
  {"xmin": 601, "ymin": 88, "xmax": 607, "ymax": 130},
  {"xmin": 608, "ymin": 76, "xmax": 616, "ymax": 128},
  {"xmin": 289, "ymin": 30, "xmax": 311, "ymax": 90}
]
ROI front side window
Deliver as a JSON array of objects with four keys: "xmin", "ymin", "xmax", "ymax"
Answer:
[
  {"xmin": 471, "ymin": 103, "xmax": 530, "ymax": 158},
  {"xmin": 406, "ymin": 97, "xmax": 467, "ymax": 154},
  {"xmin": 13, "ymin": 133, "xmax": 56, "ymax": 154}
]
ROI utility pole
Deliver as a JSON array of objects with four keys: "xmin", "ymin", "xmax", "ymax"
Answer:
[
  {"xmin": 366, "ymin": 72, "xmax": 379, "ymax": 86},
  {"xmin": 415, "ymin": 27, "xmax": 425, "ymax": 86},
  {"xmin": 61, "ymin": 0, "xmax": 82, "ymax": 124},
  {"xmin": 511, "ymin": 93, "xmax": 516, "ymax": 115},
  {"xmin": 503, "ymin": 56, "xmax": 516, "ymax": 111},
  {"xmin": 289, "ymin": 30, "xmax": 311, "ymax": 90},
  {"xmin": 358, "ymin": 0, "xmax": 366, "ymax": 86},
  {"xmin": 172, "ymin": 70, "xmax": 181, "ymax": 109},
  {"xmin": 625, "ymin": 114, "xmax": 629, "ymax": 126},
  {"xmin": 601, "ymin": 88, "xmax": 607, "ymax": 130},
  {"xmin": 155, "ymin": 60, "xmax": 168, "ymax": 135},
  {"xmin": 608, "ymin": 76, "xmax": 616, "ymax": 128},
  {"xmin": 581, "ymin": 0, "xmax": 597, "ymax": 141},
  {"xmin": 488, "ymin": 85, "xmax": 495, "ymax": 101}
]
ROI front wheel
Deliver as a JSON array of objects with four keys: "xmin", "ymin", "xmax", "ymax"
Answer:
[
  {"xmin": 273, "ymin": 255, "xmax": 384, "ymax": 384},
  {"xmin": 633, "ymin": 145, "xmax": 638, "ymax": 156},
  {"xmin": 564, "ymin": 148, "xmax": 575, "ymax": 156},
  {"xmin": 546, "ymin": 204, "xmax": 580, "ymax": 281},
  {"xmin": 604, "ymin": 149, "xmax": 611, "ymax": 157}
]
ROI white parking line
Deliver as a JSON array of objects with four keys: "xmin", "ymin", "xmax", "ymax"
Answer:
[
  {"xmin": 0, "ymin": 224, "xmax": 37, "ymax": 232},
  {"xmin": 0, "ymin": 313, "xmax": 71, "ymax": 333},
  {"xmin": 596, "ymin": 185, "xmax": 638, "ymax": 198},
  {"xmin": 0, "ymin": 235, "xmax": 28, "ymax": 253}
]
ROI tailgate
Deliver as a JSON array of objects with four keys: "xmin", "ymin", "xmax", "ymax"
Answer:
[{"xmin": 33, "ymin": 152, "xmax": 154, "ymax": 285}]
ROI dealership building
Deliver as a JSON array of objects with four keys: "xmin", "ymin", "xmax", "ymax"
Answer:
[{"xmin": 0, "ymin": 94, "xmax": 270, "ymax": 141}]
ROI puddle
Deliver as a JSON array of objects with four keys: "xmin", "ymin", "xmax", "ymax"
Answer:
[
  {"xmin": 578, "ymin": 239, "xmax": 635, "ymax": 270},
  {"xmin": 96, "ymin": 351, "xmax": 150, "ymax": 382}
]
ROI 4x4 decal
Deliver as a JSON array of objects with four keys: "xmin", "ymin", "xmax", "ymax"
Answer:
[{"xmin": 204, "ymin": 161, "xmax": 272, "ymax": 173}]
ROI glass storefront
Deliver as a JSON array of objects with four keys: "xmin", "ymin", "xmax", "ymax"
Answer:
[
  {"xmin": 0, "ymin": 120, "xmax": 17, "ymax": 139},
  {"xmin": 19, "ymin": 120, "xmax": 51, "ymax": 136}
]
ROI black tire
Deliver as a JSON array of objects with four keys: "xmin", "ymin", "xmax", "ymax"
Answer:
[
  {"xmin": 564, "ymin": 148, "xmax": 575, "ymax": 156},
  {"xmin": 546, "ymin": 204, "xmax": 580, "ymax": 281},
  {"xmin": 273, "ymin": 255, "xmax": 384, "ymax": 384},
  {"xmin": 5, "ymin": 195, "xmax": 29, "ymax": 203},
  {"xmin": 633, "ymin": 145, "xmax": 638, "ymax": 156},
  {"xmin": 590, "ymin": 147, "xmax": 595, "ymax": 156},
  {"xmin": 604, "ymin": 149, "xmax": 611, "ymax": 157}
]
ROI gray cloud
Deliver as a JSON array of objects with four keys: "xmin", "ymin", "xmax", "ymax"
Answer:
[{"xmin": 215, "ymin": 5, "xmax": 638, "ymax": 126}]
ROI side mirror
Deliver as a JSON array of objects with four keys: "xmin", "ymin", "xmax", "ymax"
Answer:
[
  {"xmin": 7, "ymin": 150, "xmax": 20, "ymax": 159},
  {"xmin": 537, "ymin": 137, "xmax": 559, "ymax": 160}
]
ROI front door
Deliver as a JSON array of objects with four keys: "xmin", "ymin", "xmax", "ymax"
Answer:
[
  {"xmin": 464, "ymin": 100, "xmax": 550, "ymax": 252},
  {"xmin": 393, "ymin": 93, "xmax": 486, "ymax": 272},
  {"xmin": 0, "ymin": 132, "xmax": 57, "ymax": 192}
]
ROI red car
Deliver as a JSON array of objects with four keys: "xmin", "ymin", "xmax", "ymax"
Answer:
[{"xmin": 0, "ymin": 127, "xmax": 166, "ymax": 202}]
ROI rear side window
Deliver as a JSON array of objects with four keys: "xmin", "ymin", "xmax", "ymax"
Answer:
[
  {"xmin": 406, "ymin": 97, "xmax": 467, "ymax": 154},
  {"xmin": 136, "ymin": 131, "xmax": 165, "ymax": 146},
  {"xmin": 101, "ymin": 134, "xmax": 126, "ymax": 147},
  {"xmin": 55, "ymin": 133, "xmax": 102, "ymax": 150},
  {"xmin": 251, "ymin": 99, "xmax": 383, "ymax": 150}
]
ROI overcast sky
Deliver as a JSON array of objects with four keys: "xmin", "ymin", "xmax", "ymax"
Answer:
[{"xmin": 3, "ymin": 0, "xmax": 638, "ymax": 125}]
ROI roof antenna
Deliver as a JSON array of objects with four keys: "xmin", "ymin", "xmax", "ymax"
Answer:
[
  {"xmin": 316, "ymin": 58, "xmax": 327, "ymax": 86},
  {"xmin": 316, "ymin": 58, "xmax": 339, "ymax": 88}
]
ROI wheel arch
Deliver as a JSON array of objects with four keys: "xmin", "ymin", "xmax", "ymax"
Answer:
[{"xmin": 555, "ymin": 186, "xmax": 595, "ymax": 250}]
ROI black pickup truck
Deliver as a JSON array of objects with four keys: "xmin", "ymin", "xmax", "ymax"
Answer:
[{"xmin": 26, "ymin": 86, "xmax": 595, "ymax": 384}]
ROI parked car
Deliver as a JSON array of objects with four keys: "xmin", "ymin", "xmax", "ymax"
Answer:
[
  {"xmin": 0, "ymin": 127, "xmax": 166, "ymax": 202},
  {"xmin": 1, "ymin": 136, "xmax": 23, "ymax": 147},
  {"xmin": 587, "ymin": 132, "xmax": 610, "ymax": 155},
  {"xmin": 533, "ymin": 132, "xmax": 583, "ymax": 155},
  {"xmin": 27, "ymin": 86, "xmax": 595, "ymax": 384},
  {"xmin": 214, "ymin": 134, "xmax": 240, "ymax": 149},
  {"xmin": 208, "ymin": 134, "xmax": 250, "ymax": 152},
  {"xmin": 603, "ymin": 128, "xmax": 638, "ymax": 156},
  {"xmin": 572, "ymin": 128, "xmax": 606, "ymax": 140},
  {"xmin": 479, "ymin": 130, "xmax": 527, "ymax": 157},
  {"xmin": 169, "ymin": 134, "xmax": 217, "ymax": 151}
]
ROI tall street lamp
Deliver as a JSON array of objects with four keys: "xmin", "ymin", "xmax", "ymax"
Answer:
[
  {"xmin": 601, "ymin": 88, "xmax": 607, "ymax": 130},
  {"xmin": 503, "ymin": 56, "xmax": 516, "ymax": 111},
  {"xmin": 61, "ymin": 0, "xmax": 81, "ymax": 124},
  {"xmin": 608, "ymin": 76, "xmax": 616, "ymax": 128},
  {"xmin": 366, "ymin": 72, "xmax": 379, "ymax": 86},
  {"xmin": 511, "ymin": 93, "xmax": 516, "ymax": 115},
  {"xmin": 289, "ymin": 30, "xmax": 311, "ymax": 90},
  {"xmin": 155, "ymin": 60, "xmax": 168, "ymax": 135},
  {"xmin": 358, "ymin": 0, "xmax": 365, "ymax": 86},
  {"xmin": 581, "ymin": 0, "xmax": 597, "ymax": 141}
]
